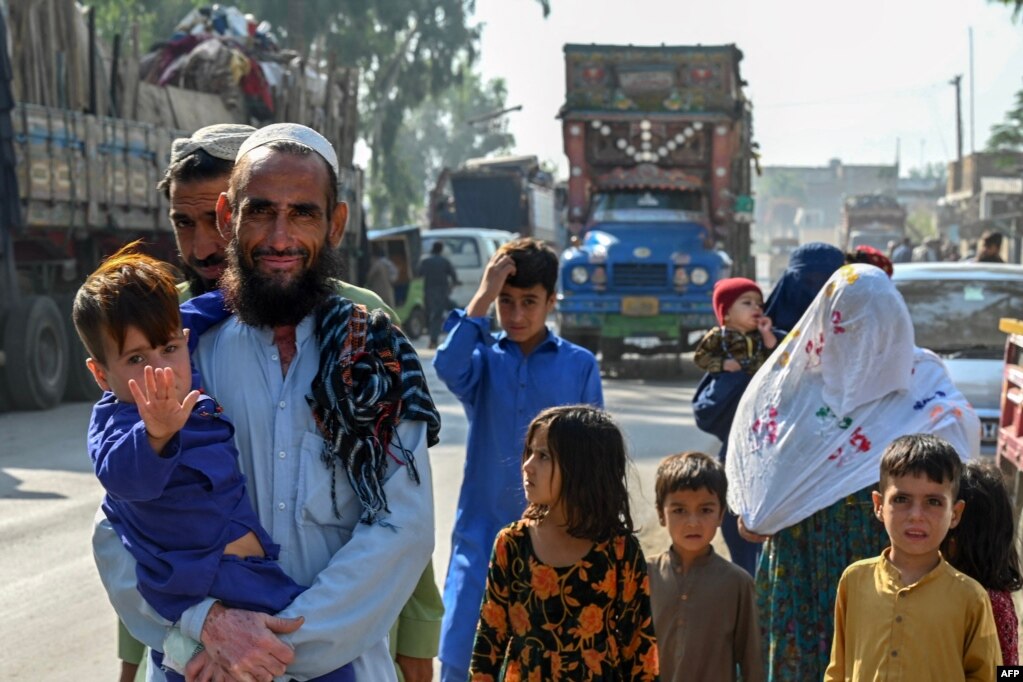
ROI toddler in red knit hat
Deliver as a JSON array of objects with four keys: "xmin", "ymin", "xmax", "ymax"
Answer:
[{"xmin": 693, "ymin": 277, "xmax": 778, "ymax": 374}]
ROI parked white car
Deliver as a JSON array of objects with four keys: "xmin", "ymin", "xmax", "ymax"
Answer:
[
  {"xmin": 421, "ymin": 227, "xmax": 518, "ymax": 308},
  {"xmin": 893, "ymin": 262, "xmax": 1023, "ymax": 455}
]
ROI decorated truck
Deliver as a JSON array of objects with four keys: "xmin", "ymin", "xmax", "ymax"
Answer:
[
  {"xmin": 556, "ymin": 43, "xmax": 756, "ymax": 362},
  {"xmin": 0, "ymin": 1, "xmax": 362, "ymax": 411},
  {"xmin": 841, "ymin": 193, "xmax": 907, "ymax": 252}
]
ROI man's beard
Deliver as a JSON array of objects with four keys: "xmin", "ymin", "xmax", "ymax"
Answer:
[{"xmin": 220, "ymin": 238, "xmax": 341, "ymax": 328}]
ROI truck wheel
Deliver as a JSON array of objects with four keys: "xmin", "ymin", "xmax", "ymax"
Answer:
[
  {"xmin": 2, "ymin": 296, "xmax": 69, "ymax": 410},
  {"xmin": 57, "ymin": 294, "xmax": 101, "ymax": 402},
  {"xmin": 404, "ymin": 306, "xmax": 426, "ymax": 341},
  {"xmin": 600, "ymin": 338, "xmax": 625, "ymax": 363}
]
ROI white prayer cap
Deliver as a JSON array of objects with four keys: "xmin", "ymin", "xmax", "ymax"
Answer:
[
  {"xmin": 235, "ymin": 123, "xmax": 339, "ymax": 178},
  {"xmin": 169, "ymin": 124, "xmax": 256, "ymax": 165}
]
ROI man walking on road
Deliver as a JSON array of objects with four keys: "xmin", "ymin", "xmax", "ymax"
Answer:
[
  {"xmin": 94, "ymin": 124, "xmax": 441, "ymax": 681},
  {"xmin": 419, "ymin": 240, "xmax": 459, "ymax": 349}
]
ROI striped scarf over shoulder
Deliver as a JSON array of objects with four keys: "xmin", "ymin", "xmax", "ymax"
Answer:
[{"xmin": 307, "ymin": 295, "xmax": 441, "ymax": 525}]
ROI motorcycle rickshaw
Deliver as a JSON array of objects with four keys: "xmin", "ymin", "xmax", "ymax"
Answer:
[{"xmin": 366, "ymin": 224, "xmax": 427, "ymax": 340}]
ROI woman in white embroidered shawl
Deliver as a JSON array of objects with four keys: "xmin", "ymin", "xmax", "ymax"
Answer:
[{"xmin": 726, "ymin": 263, "xmax": 979, "ymax": 681}]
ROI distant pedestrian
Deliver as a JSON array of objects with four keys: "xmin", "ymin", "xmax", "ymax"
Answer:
[
  {"xmin": 648, "ymin": 451, "xmax": 763, "ymax": 682},
  {"xmin": 693, "ymin": 277, "xmax": 779, "ymax": 375},
  {"xmin": 825, "ymin": 435, "xmax": 1000, "ymax": 681},
  {"xmin": 469, "ymin": 406, "xmax": 659, "ymax": 681},
  {"xmin": 891, "ymin": 237, "xmax": 913, "ymax": 263},
  {"xmin": 975, "ymin": 230, "xmax": 1005, "ymax": 263},
  {"xmin": 912, "ymin": 237, "xmax": 941, "ymax": 262},
  {"xmin": 433, "ymin": 238, "xmax": 602, "ymax": 682},
  {"xmin": 418, "ymin": 240, "xmax": 459, "ymax": 348},
  {"xmin": 942, "ymin": 461, "xmax": 1023, "ymax": 666},
  {"xmin": 366, "ymin": 244, "xmax": 398, "ymax": 307}
]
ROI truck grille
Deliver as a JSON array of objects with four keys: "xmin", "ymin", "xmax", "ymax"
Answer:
[{"xmin": 612, "ymin": 263, "xmax": 668, "ymax": 288}]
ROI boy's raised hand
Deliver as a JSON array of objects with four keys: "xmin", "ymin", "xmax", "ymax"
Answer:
[
  {"xmin": 129, "ymin": 365, "xmax": 200, "ymax": 454},
  {"xmin": 466, "ymin": 252, "xmax": 516, "ymax": 318}
]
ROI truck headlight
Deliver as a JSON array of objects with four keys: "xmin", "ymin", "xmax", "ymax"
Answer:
[
  {"xmin": 690, "ymin": 267, "xmax": 709, "ymax": 286},
  {"xmin": 570, "ymin": 266, "xmax": 589, "ymax": 285}
]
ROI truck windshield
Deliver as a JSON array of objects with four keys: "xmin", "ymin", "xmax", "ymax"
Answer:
[{"xmin": 590, "ymin": 190, "xmax": 705, "ymax": 223}]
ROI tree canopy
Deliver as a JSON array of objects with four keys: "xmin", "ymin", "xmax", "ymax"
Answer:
[{"xmin": 382, "ymin": 67, "xmax": 516, "ymax": 224}]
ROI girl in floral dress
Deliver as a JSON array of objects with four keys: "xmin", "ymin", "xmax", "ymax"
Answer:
[
  {"xmin": 943, "ymin": 461, "xmax": 1022, "ymax": 665},
  {"xmin": 469, "ymin": 406, "xmax": 659, "ymax": 681}
]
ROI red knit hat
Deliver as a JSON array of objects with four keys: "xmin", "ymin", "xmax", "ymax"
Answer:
[{"xmin": 712, "ymin": 277, "xmax": 762, "ymax": 325}]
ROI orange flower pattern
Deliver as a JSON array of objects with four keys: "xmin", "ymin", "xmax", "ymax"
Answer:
[{"xmin": 469, "ymin": 521, "xmax": 659, "ymax": 681}]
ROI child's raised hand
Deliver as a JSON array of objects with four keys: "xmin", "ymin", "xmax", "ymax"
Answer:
[
  {"xmin": 466, "ymin": 253, "xmax": 516, "ymax": 317},
  {"xmin": 129, "ymin": 365, "xmax": 200, "ymax": 446},
  {"xmin": 480, "ymin": 253, "xmax": 516, "ymax": 297},
  {"xmin": 723, "ymin": 359, "xmax": 742, "ymax": 372},
  {"xmin": 757, "ymin": 315, "xmax": 773, "ymax": 334}
]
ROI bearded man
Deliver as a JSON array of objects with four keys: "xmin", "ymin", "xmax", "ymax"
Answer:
[{"xmin": 94, "ymin": 124, "xmax": 439, "ymax": 682}]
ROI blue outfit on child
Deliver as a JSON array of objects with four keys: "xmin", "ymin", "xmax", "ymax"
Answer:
[
  {"xmin": 432, "ymin": 309, "xmax": 603, "ymax": 681},
  {"xmin": 89, "ymin": 291, "xmax": 352, "ymax": 682}
]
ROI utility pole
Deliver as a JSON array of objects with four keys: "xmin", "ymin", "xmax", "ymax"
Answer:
[
  {"xmin": 950, "ymin": 75, "xmax": 963, "ymax": 164},
  {"xmin": 969, "ymin": 27, "xmax": 975, "ymax": 153}
]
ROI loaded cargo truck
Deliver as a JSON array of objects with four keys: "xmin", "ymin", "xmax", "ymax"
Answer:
[
  {"xmin": 0, "ymin": 2, "xmax": 363, "ymax": 411},
  {"xmin": 429, "ymin": 154, "xmax": 558, "ymax": 245},
  {"xmin": 556, "ymin": 43, "xmax": 756, "ymax": 362}
]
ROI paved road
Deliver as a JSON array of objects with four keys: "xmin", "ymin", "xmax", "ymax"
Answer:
[{"xmin": 0, "ymin": 344, "xmax": 719, "ymax": 680}]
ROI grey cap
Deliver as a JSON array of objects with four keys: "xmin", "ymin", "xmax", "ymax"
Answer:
[
  {"xmin": 235, "ymin": 123, "xmax": 339, "ymax": 178},
  {"xmin": 169, "ymin": 123, "xmax": 256, "ymax": 165}
]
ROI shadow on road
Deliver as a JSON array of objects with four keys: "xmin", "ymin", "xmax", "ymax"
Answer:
[{"xmin": 599, "ymin": 353, "xmax": 703, "ymax": 383}]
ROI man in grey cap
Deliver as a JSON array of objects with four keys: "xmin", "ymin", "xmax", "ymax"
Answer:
[
  {"xmin": 159, "ymin": 123, "xmax": 255, "ymax": 297},
  {"xmin": 94, "ymin": 124, "xmax": 440, "ymax": 682}
]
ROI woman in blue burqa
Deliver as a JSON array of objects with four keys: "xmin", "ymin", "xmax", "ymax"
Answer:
[{"xmin": 693, "ymin": 242, "xmax": 846, "ymax": 575}]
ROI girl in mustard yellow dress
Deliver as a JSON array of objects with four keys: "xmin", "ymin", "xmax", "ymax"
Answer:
[{"xmin": 469, "ymin": 406, "xmax": 659, "ymax": 681}]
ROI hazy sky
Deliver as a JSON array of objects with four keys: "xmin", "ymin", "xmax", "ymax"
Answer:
[{"xmin": 474, "ymin": 0, "xmax": 1023, "ymax": 175}]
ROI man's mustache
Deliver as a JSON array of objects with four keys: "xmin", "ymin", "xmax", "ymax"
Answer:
[
  {"xmin": 190, "ymin": 253, "xmax": 227, "ymax": 268},
  {"xmin": 252, "ymin": 247, "xmax": 309, "ymax": 259}
]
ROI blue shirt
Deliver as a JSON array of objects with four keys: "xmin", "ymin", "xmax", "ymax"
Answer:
[
  {"xmin": 89, "ymin": 392, "xmax": 302, "ymax": 622},
  {"xmin": 432, "ymin": 310, "xmax": 603, "ymax": 671},
  {"xmin": 92, "ymin": 311, "xmax": 434, "ymax": 682}
]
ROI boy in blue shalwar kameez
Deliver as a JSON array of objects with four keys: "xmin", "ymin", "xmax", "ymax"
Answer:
[
  {"xmin": 432, "ymin": 237, "xmax": 604, "ymax": 682},
  {"xmin": 74, "ymin": 244, "xmax": 351, "ymax": 682}
]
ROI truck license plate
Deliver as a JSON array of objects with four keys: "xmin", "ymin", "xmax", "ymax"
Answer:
[{"xmin": 621, "ymin": 296, "xmax": 659, "ymax": 317}]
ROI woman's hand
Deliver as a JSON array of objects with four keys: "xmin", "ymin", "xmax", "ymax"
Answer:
[{"xmin": 737, "ymin": 516, "xmax": 771, "ymax": 543}]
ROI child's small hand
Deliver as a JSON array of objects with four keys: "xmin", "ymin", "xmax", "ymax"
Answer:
[
  {"xmin": 758, "ymin": 315, "xmax": 778, "ymax": 349},
  {"xmin": 723, "ymin": 359, "xmax": 742, "ymax": 372},
  {"xmin": 129, "ymin": 365, "xmax": 200, "ymax": 451},
  {"xmin": 466, "ymin": 253, "xmax": 516, "ymax": 317}
]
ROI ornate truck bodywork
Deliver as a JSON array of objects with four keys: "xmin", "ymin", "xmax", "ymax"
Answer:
[{"xmin": 557, "ymin": 44, "xmax": 755, "ymax": 361}]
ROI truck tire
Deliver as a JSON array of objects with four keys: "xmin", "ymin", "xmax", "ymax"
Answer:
[
  {"xmin": 57, "ymin": 294, "xmax": 101, "ymax": 402},
  {"xmin": 404, "ymin": 306, "xmax": 426, "ymax": 341},
  {"xmin": 600, "ymin": 338, "xmax": 625, "ymax": 362},
  {"xmin": 561, "ymin": 329, "xmax": 599, "ymax": 355},
  {"xmin": 2, "ymin": 296, "xmax": 69, "ymax": 410}
]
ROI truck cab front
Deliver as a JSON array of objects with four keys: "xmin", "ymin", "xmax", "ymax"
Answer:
[{"xmin": 558, "ymin": 189, "xmax": 728, "ymax": 361}]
